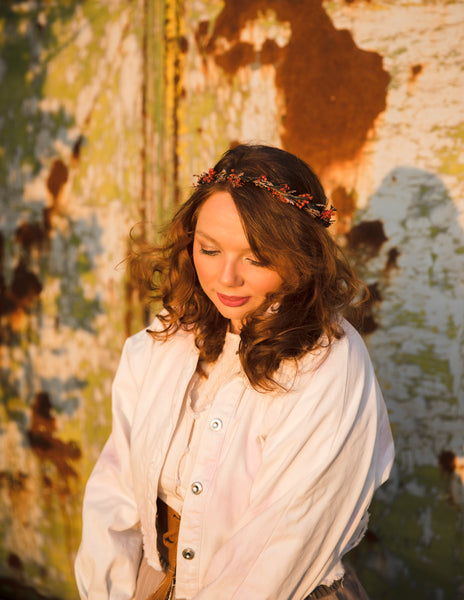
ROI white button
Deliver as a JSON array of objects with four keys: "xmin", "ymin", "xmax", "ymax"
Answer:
[
  {"xmin": 191, "ymin": 482, "xmax": 203, "ymax": 495},
  {"xmin": 210, "ymin": 418, "xmax": 223, "ymax": 431},
  {"xmin": 182, "ymin": 548, "xmax": 195, "ymax": 560}
]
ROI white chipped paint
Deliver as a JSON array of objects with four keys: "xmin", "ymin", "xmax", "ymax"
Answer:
[
  {"xmin": 119, "ymin": 33, "xmax": 142, "ymax": 122},
  {"xmin": 239, "ymin": 9, "xmax": 291, "ymax": 50},
  {"xmin": 325, "ymin": 2, "xmax": 464, "ymax": 207}
]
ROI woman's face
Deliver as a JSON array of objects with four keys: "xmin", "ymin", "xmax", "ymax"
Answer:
[{"xmin": 193, "ymin": 191, "xmax": 283, "ymax": 333}]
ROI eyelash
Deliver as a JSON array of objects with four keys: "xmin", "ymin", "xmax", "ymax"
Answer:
[
  {"xmin": 199, "ymin": 248, "xmax": 219, "ymax": 256},
  {"xmin": 247, "ymin": 258, "xmax": 263, "ymax": 267},
  {"xmin": 199, "ymin": 248, "xmax": 263, "ymax": 267}
]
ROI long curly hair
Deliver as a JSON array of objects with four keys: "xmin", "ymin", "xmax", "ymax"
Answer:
[{"xmin": 136, "ymin": 144, "xmax": 364, "ymax": 391}]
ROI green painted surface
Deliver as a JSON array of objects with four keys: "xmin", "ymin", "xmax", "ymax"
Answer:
[
  {"xmin": 394, "ymin": 347, "xmax": 453, "ymax": 393},
  {"xmin": 351, "ymin": 466, "xmax": 464, "ymax": 599},
  {"xmin": 437, "ymin": 123, "xmax": 464, "ymax": 176}
]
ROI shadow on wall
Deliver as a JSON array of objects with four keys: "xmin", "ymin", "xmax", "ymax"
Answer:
[{"xmin": 344, "ymin": 167, "xmax": 464, "ymax": 599}]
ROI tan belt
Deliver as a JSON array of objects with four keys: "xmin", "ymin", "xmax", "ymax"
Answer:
[{"xmin": 145, "ymin": 498, "xmax": 181, "ymax": 600}]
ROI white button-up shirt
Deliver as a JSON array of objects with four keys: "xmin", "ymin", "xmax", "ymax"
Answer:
[
  {"xmin": 75, "ymin": 318, "xmax": 394, "ymax": 600},
  {"xmin": 158, "ymin": 332, "xmax": 241, "ymax": 515}
]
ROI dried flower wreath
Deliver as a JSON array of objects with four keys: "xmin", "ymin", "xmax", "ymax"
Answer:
[{"xmin": 194, "ymin": 168, "xmax": 336, "ymax": 227}]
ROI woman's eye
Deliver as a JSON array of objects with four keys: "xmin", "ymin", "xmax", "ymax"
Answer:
[
  {"xmin": 247, "ymin": 258, "xmax": 264, "ymax": 267},
  {"xmin": 199, "ymin": 248, "xmax": 219, "ymax": 256}
]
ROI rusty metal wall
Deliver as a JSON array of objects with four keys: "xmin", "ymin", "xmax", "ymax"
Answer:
[{"xmin": 0, "ymin": 1, "xmax": 463, "ymax": 599}]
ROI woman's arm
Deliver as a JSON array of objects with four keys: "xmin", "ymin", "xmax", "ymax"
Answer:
[{"xmin": 75, "ymin": 334, "xmax": 147, "ymax": 600}]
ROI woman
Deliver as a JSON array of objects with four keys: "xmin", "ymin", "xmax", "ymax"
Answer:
[{"xmin": 75, "ymin": 144, "xmax": 394, "ymax": 600}]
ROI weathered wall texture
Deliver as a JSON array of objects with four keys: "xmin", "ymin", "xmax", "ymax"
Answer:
[
  {"xmin": 0, "ymin": 1, "xmax": 463, "ymax": 599},
  {"xmin": 0, "ymin": 2, "xmax": 163, "ymax": 598}
]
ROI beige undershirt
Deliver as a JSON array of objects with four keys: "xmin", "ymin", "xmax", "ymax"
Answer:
[{"xmin": 158, "ymin": 332, "xmax": 241, "ymax": 514}]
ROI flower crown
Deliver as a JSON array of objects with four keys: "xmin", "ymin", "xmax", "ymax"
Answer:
[{"xmin": 194, "ymin": 168, "xmax": 336, "ymax": 227}]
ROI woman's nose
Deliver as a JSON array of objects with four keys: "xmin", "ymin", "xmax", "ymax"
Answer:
[{"xmin": 218, "ymin": 259, "xmax": 244, "ymax": 287}]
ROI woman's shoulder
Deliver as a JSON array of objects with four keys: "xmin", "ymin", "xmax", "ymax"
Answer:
[
  {"xmin": 305, "ymin": 317, "xmax": 370, "ymax": 364},
  {"xmin": 117, "ymin": 315, "xmax": 197, "ymax": 392},
  {"xmin": 333, "ymin": 318, "xmax": 370, "ymax": 360},
  {"xmin": 123, "ymin": 314, "xmax": 195, "ymax": 362},
  {"xmin": 289, "ymin": 318, "xmax": 375, "ymax": 389}
]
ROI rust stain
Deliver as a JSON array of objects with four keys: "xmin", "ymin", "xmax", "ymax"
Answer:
[
  {"xmin": 27, "ymin": 392, "xmax": 81, "ymax": 493},
  {"xmin": 0, "ymin": 470, "xmax": 28, "ymax": 492},
  {"xmin": 7, "ymin": 553, "xmax": 23, "ymax": 573},
  {"xmin": 367, "ymin": 281, "xmax": 382, "ymax": 303},
  {"xmin": 385, "ymin": 246, "xmax": 400, "ymax": 271},
  {"xmin": 1, "ymin": 230, "xmax": 46, "ymax": 331},
  {"xmin": 1, "ymin": 156, "xmax": 70, "ymax": 332},
  {"xmin": 344, "ymin": 219, "xmax": 388, "ymax": 334},
  {"xmin": 0, "ymin": 232, "xmax": 14, "ymax": 318},
  {"xmin": 351, "ymin": 281, "xmax": 381, "ymax": 335},
  {"xmin": 0, "ymin": 261, "xmax": 43, "ymax": 333},
  {"xmin": 197, "ymin": 20, "xmax": 210, "ymax": 39},
  {"xmin": 13, "ymin": 156, "xmax": 67, "ymax": 257},
  {"xmin": 46, "ymin": 158, "xmax": 69, "ymax": 203},
  {"xmin": 360, "ymin": 282, "xmax": 381, "ymax": 334},
  {"xmin": 331, "ymin": 186, "xmax": 357, "ymax": 219},
  {"xmin": 0, "ymin": 276, "xmax": 14, "ymax": 317},
  {"xmin": 179, "ymin": 35, "xmax": 189, "ymax": 54},
  {"xmin": 410, "ymin": 63, "xmax": 423, "ymax": 82},
  {"xmin": 439, "ymin": 450, "xmax": 456, "ymax": 474},
  {"xmin": 72, "ymin": 134, "xmax": 85, "ymax": 162},
  {"xmin": 194, "ymin": 19, "xmax": 211, "ymax": 65},
  {"xmin": 347, "ymin": 219, "xmax": 388, "ymax": 253},
  {"xmin": 261, "ymin": 38, "xmax": 282, "ymax": 66},
  {"xmin": 331, "ymin": 185, "xmax": 357, "ymax": 233},
  {"xmin": 215, "ymin": 41, "xmax": 255, "ymax": 74},
  {"xmin": 206, "ymin": 0, "xmax": 390, "ymax": 175},
  {"xmin": 11, "ymin": 262, "xmax": 42, "ymax": 308},
  {"xmin": 15, "ymin": 221, "xmax": 49, "ymax": 250}
]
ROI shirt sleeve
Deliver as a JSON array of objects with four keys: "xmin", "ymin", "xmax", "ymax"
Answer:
[
  {"xmin": 194, "ymin": 329, "xmax": 394, "ymax": 600},
  {"xmin": 74, "ymin": 337, "xmax": 144, "ymax": 600}
]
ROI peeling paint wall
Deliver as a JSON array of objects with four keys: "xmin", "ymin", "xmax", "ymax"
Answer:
[
  {"xmin": 324, "ymin": 4, "xmax": 464, "ymax": 598},
  {"xmin": 0, "ymin": 2, "xmax": 164, "ymax": 598},
  {"xmin": 1, "ymin": 1, "xmax": 463, "ymax": 599}
]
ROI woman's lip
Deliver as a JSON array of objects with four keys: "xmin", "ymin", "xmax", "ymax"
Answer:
[{"xmin": 217, "ymin": 293, "xmax": 250, "ymax": 307}]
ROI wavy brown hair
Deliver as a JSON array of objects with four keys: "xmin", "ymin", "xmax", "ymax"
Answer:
[{"xmin": 136, "ymin": 144, "xmax": 364, "ymax": 391}]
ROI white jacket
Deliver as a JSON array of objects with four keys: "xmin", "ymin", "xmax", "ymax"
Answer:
[{"xmin": 75, "ymin": 318, "xmax": 394, "ymax": 600}]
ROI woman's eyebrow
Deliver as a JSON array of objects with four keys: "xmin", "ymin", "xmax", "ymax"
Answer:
[
  {"xmin": 195, "ymin": 230, "xmax": 254, "ymax": 254},
  {"xmin": 194, "ymin": 230, "xmax": 217, "ymax": 243}
]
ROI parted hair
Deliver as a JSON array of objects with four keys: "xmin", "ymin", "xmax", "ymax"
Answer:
[{"xmin": 138, "ymin": 144, "xmax": 364, "ymax": 391}]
